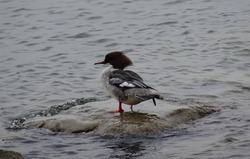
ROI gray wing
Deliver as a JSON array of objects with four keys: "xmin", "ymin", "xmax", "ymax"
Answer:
[{"xmin": 109, "ymin": 70, "xmax": 153, "ymax": 89}]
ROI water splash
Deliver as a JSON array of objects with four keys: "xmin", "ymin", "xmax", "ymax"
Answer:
[{"xmin": 10, "ymin": 97, "xmax": 98, "ymax": 129}]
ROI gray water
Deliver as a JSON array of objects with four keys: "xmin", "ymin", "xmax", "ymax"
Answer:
[{"xmin": 1, "ymin": 0, "xmax": 250, "ymax": 158}]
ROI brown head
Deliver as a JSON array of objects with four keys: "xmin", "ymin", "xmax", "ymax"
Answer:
[{"xmin": 95, "ymin": 51, "xmax": 133, "ymax": 69}]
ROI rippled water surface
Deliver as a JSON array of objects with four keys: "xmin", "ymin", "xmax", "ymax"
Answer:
[{"xmin": 1, "ymin": 0, "xmax": 250, "ymax": 158}]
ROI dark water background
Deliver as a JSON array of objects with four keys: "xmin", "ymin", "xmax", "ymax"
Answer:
[{"xmin": 1, "ymin": 0, "xmax": 250, "ymax": 158}]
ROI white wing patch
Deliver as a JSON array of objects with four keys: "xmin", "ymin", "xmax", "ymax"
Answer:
[{"xmin": 119, "ymin": 82, "xmax": 135, "ymax": 88}]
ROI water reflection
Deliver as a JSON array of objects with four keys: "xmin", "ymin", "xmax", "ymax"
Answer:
[{"xmin": 106, "ymin": 137, "xmax": 146, "ymax": 158}]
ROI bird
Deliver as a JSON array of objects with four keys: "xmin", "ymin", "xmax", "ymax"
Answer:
[{"xmin": 95, "ymin": 51, "xmax": 162, "ymax": 113}]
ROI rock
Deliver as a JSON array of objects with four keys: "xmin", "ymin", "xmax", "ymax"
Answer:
[
  {"xmin": 23, "ymin": 99, "xmax": 217, "ymax": 136},
  {"xmin": 0, "ymin": 149, "xmax": 24, "ymax": 159},
  {"xmin": 25, "ymin": 115, "xmax": 99, "ymax": 133}
]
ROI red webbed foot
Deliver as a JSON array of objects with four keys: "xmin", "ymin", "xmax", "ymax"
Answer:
[
  {"xmin": 109, "ymin": 109, "xmax": 124, "ymax": 113},
  {"xmin": 109, "ymin": 101, "xmax": 124, "ymax": 113}
]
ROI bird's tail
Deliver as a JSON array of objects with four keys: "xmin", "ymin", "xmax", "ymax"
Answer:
[{"xmin": 152, "ymin": 94, "xmax": 163, "ymax": 106}]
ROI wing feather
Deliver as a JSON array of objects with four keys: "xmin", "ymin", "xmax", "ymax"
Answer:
[{"xmin": 109, "ymin": 70, "xmax": 153, "ymax": 89}]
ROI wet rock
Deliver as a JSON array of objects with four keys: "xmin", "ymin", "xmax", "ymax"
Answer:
[
  {"xmin": 0, "ymin": 149, "xmax": 24, "ymax": 159},
  {"xmin": 25, "ymin": 115, "xmax": 98, "ymax": 133},
  {"xmin": 166, "ymin": 106, "xmax": 217, "ymax": 125},
  {"xmin": 23, "ymin": 99, "xmax": 217, "ymax": 136}
]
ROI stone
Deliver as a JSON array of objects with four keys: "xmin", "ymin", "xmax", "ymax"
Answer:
[
  {"xmin": 0, "ymin": 149, "xmax": 24, "ymax": 159},
  {"xmin": 23, "ymin": 99, "xmax": 217, "ymax": 136}
]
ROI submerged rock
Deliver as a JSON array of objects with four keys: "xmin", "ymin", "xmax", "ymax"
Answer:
[
  {"xmin": 23, "ymin": 99, "xmax": 216, "ymax": 136},
  {"xmin": 0, "ymin": 149, "xmax": 24, "ymax": 159}
]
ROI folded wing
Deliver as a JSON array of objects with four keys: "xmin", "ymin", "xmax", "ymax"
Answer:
[{"xmin": 109, "ymin": 70, "xmax": 153, "ymax": 90}]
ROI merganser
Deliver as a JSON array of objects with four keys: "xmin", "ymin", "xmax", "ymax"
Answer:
[{"xmin": 95, "ymin": 51, "xmax": 162, "ymax": 113}]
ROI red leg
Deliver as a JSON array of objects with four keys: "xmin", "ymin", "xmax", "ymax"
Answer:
[
  {"xmin": 130, "ymin": 105, "xmax": 134, "ymax": 112},
  {"xmin": 109, "ymin": 101, "xmax": 124, "ymax": 113}
]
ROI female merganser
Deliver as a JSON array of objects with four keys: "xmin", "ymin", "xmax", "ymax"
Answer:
[{"xmin": 95, "ymin": 51, "xmax": 162, "ymax": 113}]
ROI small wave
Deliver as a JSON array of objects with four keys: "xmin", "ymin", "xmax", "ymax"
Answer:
[
  {"xmin": 67, "ymin": 33, "xmax": 91, "ymax": 39},
  {"xmin": 38, "ymin": 46, "xmax": 53, "ymax": 51},
  {"xmin": 87, "ymin": 16, "xmax": 102, "ymax": 20},
  {"xmin": 155, "ymin": 21, "xmax": 178, "ymax": 26},
  {"xmin": 163, "ymin": 0, "xmax": 186, "ymax": 5},
  {"xmin": 9, "ymin": 97, "xmax": 98, "ymax": 129},
  {"xmin": 13, "ymin": 8, "xmax": 31, "ymax": 12}
]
